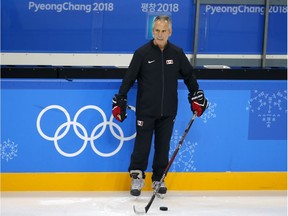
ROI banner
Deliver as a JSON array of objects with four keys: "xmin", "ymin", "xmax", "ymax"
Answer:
[
  {"xmin": 1, "ymin": 0, "xmax": 287, "ymax": 54},
  {"xmin": 1, "ymin": 79, "xmax": 286, "ymax": 173}
]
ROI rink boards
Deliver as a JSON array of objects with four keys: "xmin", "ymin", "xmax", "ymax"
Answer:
[
  {"xmin": 1, "ymin": 79, "xmax": 287, "ymax": 191},
  {"xmin": 1, "ymin": 172, "xmax": 286, "ymax": 191}
]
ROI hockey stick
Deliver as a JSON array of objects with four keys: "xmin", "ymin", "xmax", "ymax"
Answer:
[
  {"xmin": 127, "ymin": 105, "xmax": 135, "ymax": 111},
  {"xmin": 133, "ymin": 112, "xmax": 198, "ymax": 214}
]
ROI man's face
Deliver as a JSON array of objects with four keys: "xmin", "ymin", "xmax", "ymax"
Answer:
[{"xmin": 152, "ymin": 20, "xmax": 172, "ymax": 50}]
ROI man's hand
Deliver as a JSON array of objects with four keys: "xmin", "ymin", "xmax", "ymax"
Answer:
[
  {"xmin": 112, "ymin": 94, "xmax": 127, "ymax": 122},
  {"xmin": 188, "ymin": 90, "xmax": 208, "ymax": 117}
]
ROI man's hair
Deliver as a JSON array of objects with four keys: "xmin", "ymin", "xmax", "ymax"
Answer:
[{"xmin": 152, "ymin": 15, "xmax": 172, "ymax": 30}]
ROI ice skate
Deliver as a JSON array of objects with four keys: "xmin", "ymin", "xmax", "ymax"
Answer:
[
  {"xmin": 130, "ymin": 170, "xmax": 145, "ymax": 196},
  {"xmin": 152, "ymin": 181, "xmax": 167, "ymax": 198}
]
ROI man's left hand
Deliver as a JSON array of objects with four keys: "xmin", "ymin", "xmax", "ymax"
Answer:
[{"xmin": 188, "ymin": 90, "xmax": 208, "ymax": 117}]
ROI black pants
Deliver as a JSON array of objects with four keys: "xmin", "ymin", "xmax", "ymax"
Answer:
[{"xmin": 128, "ymin": 115, "xmax": 175, "ymax": 181}]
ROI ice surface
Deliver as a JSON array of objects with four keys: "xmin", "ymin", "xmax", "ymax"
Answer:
[{"xmin": 1, "ymin": 191, "xmax": 287, "ymax": 216}]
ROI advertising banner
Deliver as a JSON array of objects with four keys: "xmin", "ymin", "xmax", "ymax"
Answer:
[
  {"xmin": 199, "ymin": 3, "xmax": 287, "ymax": 54},
  {"xmin": 1, "ymin": 79, "xmax": 286, "ymax": 173},
  {"xmin": 1, "ymin": 0, "xmax": 287, "ymax": 54}
]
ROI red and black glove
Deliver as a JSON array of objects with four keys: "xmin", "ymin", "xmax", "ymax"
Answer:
[
  {"xmin": 112, "ymin": 94, "xmax": 127, "ymax": 122},
  {"xmin": 188, "ymin": 90, "xmax": 208, "ymax": 117}
]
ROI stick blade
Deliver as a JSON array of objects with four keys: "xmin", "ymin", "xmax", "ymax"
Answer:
[{"xmin": 133, "ymin": 205, "xmax": 146, "ymax": 215}]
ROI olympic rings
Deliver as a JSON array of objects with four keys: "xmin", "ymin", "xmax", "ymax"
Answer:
[{"xmin": 36, "ymin": 105, "xmax": 136, "ymax": 157}]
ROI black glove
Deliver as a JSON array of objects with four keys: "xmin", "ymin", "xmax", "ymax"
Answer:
[
  {"xmin": 112, "ymin": 94, "xmax": 127, "ymax": 122},
  {"xmin": 188, "ymin": 90, "xmax": 208, "ymax": 117}
]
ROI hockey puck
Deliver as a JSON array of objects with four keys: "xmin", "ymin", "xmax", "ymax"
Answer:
[{"xmin": 159, "ymin": 206, "xmax": 168, "ymax": 211}]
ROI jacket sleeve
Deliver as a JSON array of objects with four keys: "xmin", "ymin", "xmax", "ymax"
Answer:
[
  {"xmin": 179, "ymin": 49, "xmax": 199, "ymax": 94},
  {"xmin": 118, "ymin": 50, "xmax": 142, "ymax": 96}
]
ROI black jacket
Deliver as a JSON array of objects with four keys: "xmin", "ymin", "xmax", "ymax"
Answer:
[{"xmin": 119, "ymin": 40, "xmax": 199, "ymax": 117}]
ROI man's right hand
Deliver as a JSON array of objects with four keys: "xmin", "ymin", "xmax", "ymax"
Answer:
[{"xmin": 112, "ymin": 94, "xmax": 127, "ymax": 122}]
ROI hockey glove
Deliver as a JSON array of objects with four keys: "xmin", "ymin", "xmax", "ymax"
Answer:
[
  {"xmin": 112, "ymin": 94, "xmax": 127, "ymax": 122},
  {"xmin": 188, "ymin": 90, "xmax": 208, "ymax": 117}
]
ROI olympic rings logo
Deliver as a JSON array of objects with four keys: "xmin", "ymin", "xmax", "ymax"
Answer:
[{"xmin": 36, "ymin": 105, "xmax": 136, "ymax": 158}]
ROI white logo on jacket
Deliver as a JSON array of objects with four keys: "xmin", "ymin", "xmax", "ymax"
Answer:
[
  {"xmin": 166, "ymin": 60, "xmax": 173, "ymax": 64},
  {"xmin": 137, "ymin": 120, "xmax": 144, "ymax": 127}
]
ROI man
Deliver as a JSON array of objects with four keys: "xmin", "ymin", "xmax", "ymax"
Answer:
[{"xmin": 112, "ymin": 15, "xmax": 208, "ymax": 196}]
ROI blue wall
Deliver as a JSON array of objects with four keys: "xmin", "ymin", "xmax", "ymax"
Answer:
[
  {"xmin": 2, "ymin": 0, "xmax": 287, "ymax": 54},
  {"xmin": 1, "ymin": 79, "xmax": 287, "ymax": 173}
]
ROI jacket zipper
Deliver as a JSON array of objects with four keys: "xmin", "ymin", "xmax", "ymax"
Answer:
[{"xmin": 161, "ymin": 51, "xmax": 165, "ymax": 117}]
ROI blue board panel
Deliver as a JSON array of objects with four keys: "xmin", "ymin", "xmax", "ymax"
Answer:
[
  {"xmin": 1, "ymin": 79, "xmax": 287, "ymax": 173},
  {"xmin": 198, "ymin": 4, "xmax": 287, "ymax": 54},
  {"xmin": 1, "ymin": 0, "xmax": 193, "ymax": 53},
  {"xmin": 267, "ymin": 9, "xmax": 288, "ymax": 54},
  {"xmin": 1, "ymin": 1, "xmax": 287, "ymax": 54}
]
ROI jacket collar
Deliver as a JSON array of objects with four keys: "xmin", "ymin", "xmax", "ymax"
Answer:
[{"xmin": 150, "ymin": 39, "xmax": 170, "ymax": 51}]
